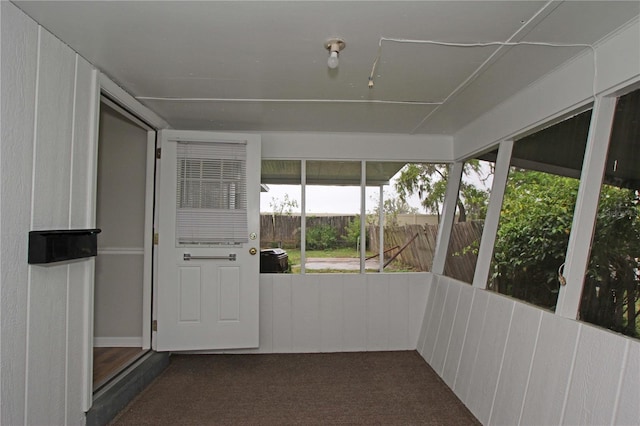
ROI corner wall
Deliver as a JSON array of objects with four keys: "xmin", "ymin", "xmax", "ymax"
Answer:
[
  {"xmin": 417, "ymin": 276, "xmax": 639, "ymax": 425},
  {"xmin": 1, "ymin": 3, "xmax": 99, "ymax": 424}
]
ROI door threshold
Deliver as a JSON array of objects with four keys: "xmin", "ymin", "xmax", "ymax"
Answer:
[
  {"xmin": 93, "ymin": 348, "xmax": 150, "ymax": 395},
  {"xmin": 88, "ymin": 351, "xmax": 170, "ymax": 426}
]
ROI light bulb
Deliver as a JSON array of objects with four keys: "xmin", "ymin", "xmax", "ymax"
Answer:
[{"xmin": 327, "ymin": 51, "xmax": 339, "ymax": 69}]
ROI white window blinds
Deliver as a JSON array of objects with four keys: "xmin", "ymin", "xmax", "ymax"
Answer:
[{"xmin": 176, "ymin": 141, "xmax": 248, "ymax": 245}]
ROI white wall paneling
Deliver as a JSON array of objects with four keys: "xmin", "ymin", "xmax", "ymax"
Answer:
[
  {"xmin": 420, "ymin": 276, "xmax": 640, "ymax": 425},
  {"xmin": 488, "ymin": 302, "xmax": 542, "ymax": 426},
  {"xmin": 1, "ymin": 3, "xmax": 38, "ymax": 424},
  {"xmin": 441, "ymin": 280, "xmax": 473, "ymax": 388},
  {"xmin": 562, "ymin": 324, "xmax": 628, "ymax": 425},
  {"xmin": 408, "ymin": 274, "xmax": 430, "ymax": 349},
  {"xmin": 256, "ymin": 274, "xmax": 274, "ymax": 353},
  {"xmin": 342, "ymin": 275, "xmax": 368, "ymax": 352},
  {"xmin": 1, "ymin": 3, "xmax": 100, "ymax": 424},
  {"xmin": 67, "ymin": 54, "xmax": 100, "ymax": 416},
  {"xmin": 291, "ymin": 274, "xmax": 321, "ymax": 352},
  {"xmin": 27, "ymin": 25, "xmax": 76, "ymax": 425},
  {"xmin": 208, "ymin": 273, "xmax": 430, "ymax": 355},
  {"xmin": 614, "ymin": 340, "xmax": 640, "ymax": 424},
  {"xmin": 430, "ymin": 280, "xmax": 461, "ymax": 375},
  {"xmin": 416, "ymin": 273, "xmax": 437, "ymax": 354},
  {"xmin": 521, "ymin": 311, "xmax": 581, "ymax": 425},
  {"xmin": 366, "ymin": 274, "xmax": 390, "ymax": 351},
  {"xmin": 465, "ymin": 293, "xmax": 514, "ymax": 424},
  {"xmin": 271, "ymin": 274, "xmax": 294, "ymax": 351},
  {"xmin": 319, "ymin": 275, "xmax": 345, "ymax": 351},
  {"xmin": 200, "ymin": 273, "xmax": 428, "ymax": 355},
  {"xmin": 387, "ymin": 274, "xmax": 411, "ymax": 350},
  {"xmin": 452, "ymin": 287, "xmax": 489, "ymax": 402},
  {"xmin": 420, "ymin": 276, "xmax": 449, "ymax": 362},
  {"xmin": 261, "ymin": 132, "xmax": 453, "ymax": 162}
]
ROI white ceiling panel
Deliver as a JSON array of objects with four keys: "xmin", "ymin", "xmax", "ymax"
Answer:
[{"xmin": 14, "ymin": 1, "xmax": 639, "ymax": 134}]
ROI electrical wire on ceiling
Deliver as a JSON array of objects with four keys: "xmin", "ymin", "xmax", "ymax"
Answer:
[
  {"xmin": 369, "ymin": 37, "xmax": 598, "ymax": 101},
  {"xmin": 135, "ymin": 96, "xmax": 443, "ymax": 106},
  {"xmin": 367, "ymin": 37, "xmax": 597, "ymax": 133}
]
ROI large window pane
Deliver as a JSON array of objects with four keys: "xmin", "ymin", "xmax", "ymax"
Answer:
[
  {"xmin": 260, "ymin": 160, "xmax": 301, "ymax": 273},
  {"xmin": 305, "ymin": 161, "xmax": 362, "ymax": 273},
  {"xmin": 443, "ymin": 155, "xmax": 495, "ymax": 283},
  {"xmin": 488, "ymin": 110, "xmax": 591, "ymax": 310},
  {"xmin": 371, "ymin": 163, "xmax": 450, "ymax": 272},
  {"xmin": 581, "ymin": 88, "xmax": 640, "ymax": 338},
  {"xmin": 365, "ymin": 162, "xmax": 415, "ymax": 272}
]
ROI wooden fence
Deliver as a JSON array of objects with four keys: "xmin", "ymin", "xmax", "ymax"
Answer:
[
  {"xmin": 261, "ymin": 214, "xmax": 483, "ymax": 279},
  {"xmin": 260, "ymin": 214, "xmax": 356, "ymax": 248},
  {"xmin": 368, "ymin": 221, "xmax": 484, "ymax": 279}
]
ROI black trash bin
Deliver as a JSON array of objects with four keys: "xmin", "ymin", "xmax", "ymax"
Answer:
[{"xmin": 260, "ymin": 248, "xmax": 289, "ymax": 273}]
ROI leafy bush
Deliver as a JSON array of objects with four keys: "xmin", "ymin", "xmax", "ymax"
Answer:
[
  {"xmin": 343, "ymin": 216, "xmax": 366, "ymax": 249},
  {"xmin": 306, "ymin": 224, "xmax": 338, "ymax": 250}
]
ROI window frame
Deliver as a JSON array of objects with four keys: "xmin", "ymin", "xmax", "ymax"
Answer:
[{"xmin": 260, "ymin": 158, "xmax": 454, "ymax": 274}]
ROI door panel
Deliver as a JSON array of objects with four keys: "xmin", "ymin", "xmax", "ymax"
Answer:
[{"xmin": 156, "ymin": 130, "xmax": 260, "ymax": 351}]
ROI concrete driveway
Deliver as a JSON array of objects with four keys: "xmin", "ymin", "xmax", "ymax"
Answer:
[{"xmin": 305, "ymin": 257, "xmax": 380, "ymax": 271}]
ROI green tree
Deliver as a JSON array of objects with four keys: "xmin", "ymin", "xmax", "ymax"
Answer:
[
  {"xmin": 269, "ymin": 194, "xmax": 298, "ymax": 216},
  {"xmin": 490, "ymin": 170, "xmax": 579, "ymax": 309},
  {"xmin": 306, "ymin": 224, "xmax": 338, "ymax": 250},
  {"xmin": 268, "ymin": 194, "xmax": 299, "ymax": 246},
  {"xmin": 343, "ymin": 215, "xmax": 367, "ymax": 248},
  {"xmin": 582, "ymin": 186, "xmax": 640, "ymax": 336},
  {"xmin": 490, "ymin": 170, "xmax": 640, "ymax": 337},
  {"xmin": 367, "ymin": 194, "xmax": 418, "ymax": 226},
  {"xmin": 394, "ymin": 161, "xmax": 489, "ymax": 222}
]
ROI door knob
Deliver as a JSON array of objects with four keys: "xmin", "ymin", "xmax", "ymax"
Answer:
[{"xmin": 249, "ymin": 247, "xmax": 257, "ymax": 255}]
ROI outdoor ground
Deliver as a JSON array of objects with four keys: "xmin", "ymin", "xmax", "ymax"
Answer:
[{"xmin": 285, "ymin": 248, "xmax": 418, "ymax": 273}]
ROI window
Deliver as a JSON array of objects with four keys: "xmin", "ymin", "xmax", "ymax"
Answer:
[
  {"xmin": 488, "ymin": 110, "xmax": 592, "ymax": 310},
  {"xmin": 305, "ymin": 160, "xmax": 363, "ymax": 273},
  {"xmin": 260, "ymin": 160, "xmax": 301, "ymax": 272},
  {"xmin": 581, "ymin": 88, "xmax": 640, "ymax": 338},
  {"xmin": 443, "ymin": 155, "xmax": 495, "ymax": 283},
  {"xmin": 259, "ymin": 159, "xmax": 449, "ymax": 273},
  {"xmin": 374, "ymin": 162, "xmax": 451, "ymax": 272}
]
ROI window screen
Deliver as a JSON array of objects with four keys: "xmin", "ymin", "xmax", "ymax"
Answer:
[{"xmin": 176, "ymin": 141, "xmax": 248, "ymax": 245}]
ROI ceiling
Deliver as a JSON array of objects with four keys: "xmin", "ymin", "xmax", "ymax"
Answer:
[{"xmin": 14, "ymin": 1, "xmax": 640, "ymax": 135}]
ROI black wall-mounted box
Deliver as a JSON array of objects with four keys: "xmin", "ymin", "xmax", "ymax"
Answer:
[{"xmin": 28, "ymin": 229, "xmax": 101, "ymax": 265}]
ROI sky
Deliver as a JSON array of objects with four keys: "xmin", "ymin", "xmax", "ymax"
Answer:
[
  {"xmin": 259, "ymin": 161, "xmax": 494, "ymax": 215},
  {"xmin": 260, "ymin": 184, "xmax": 406, "ymax": 215}
]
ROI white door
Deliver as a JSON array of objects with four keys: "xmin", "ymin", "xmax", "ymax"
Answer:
[{"xmin": 155, "ymin": 130, "xmax": 261, "ymax": 351}]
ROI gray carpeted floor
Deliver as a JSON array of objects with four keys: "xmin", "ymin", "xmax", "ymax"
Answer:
[{"xmin": 110, "ymin": 351, "xmax": 480, "ymax": 425}]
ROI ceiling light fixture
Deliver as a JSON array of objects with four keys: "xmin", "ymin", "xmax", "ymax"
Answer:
[{"xmin": 325, "ymin": 38, "xmax": 346, "ymax": 69}]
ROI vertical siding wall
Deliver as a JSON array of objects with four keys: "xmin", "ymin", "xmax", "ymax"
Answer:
[
  {"xmin": 1, "ymin": 3, "xmax": 98, "ymax": 425},
  {"xmin": 418, "ymin": 275, "xmax": 640, "ymax": 425},
  {"xmin": 251, "ymin": 273, "xmax": 430, "ymax": 353}
]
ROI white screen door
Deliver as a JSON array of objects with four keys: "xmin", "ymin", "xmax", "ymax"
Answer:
[{"xmin": 155, "ymin": 130, "xmax": 260, "ymax": 351}]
